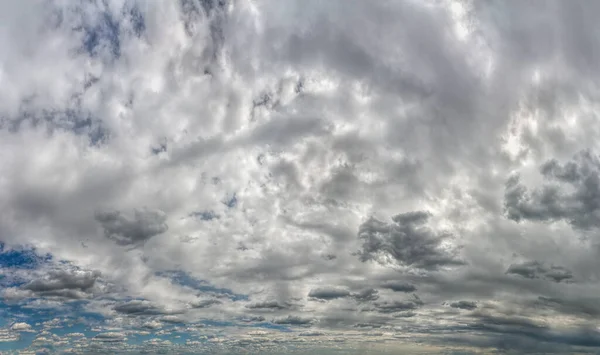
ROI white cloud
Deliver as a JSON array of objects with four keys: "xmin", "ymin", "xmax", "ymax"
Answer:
[{"xmin": 10, "ymin": 322, "xmax": 33, "ymax": 332}]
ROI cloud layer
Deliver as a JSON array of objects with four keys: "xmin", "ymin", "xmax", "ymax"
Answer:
[{"xmin": 2, "ymin": 0, "xmax": 600, "ymax": 353}]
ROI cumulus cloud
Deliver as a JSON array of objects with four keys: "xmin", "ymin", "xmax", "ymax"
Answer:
[
  {"xmin": 95, "ymin": 209, "xmax": 168, "ymax": 246},
  {"xmin": 357, "ymin": 212, "xmax": 464, "ymax": 270},
  {"xmin": 3, "ymin": 268, "xmax": 102, "ymax": 300},
  {"xmin": 10, "ymin": 322, "xmax": 33, "ymax": 332},
  {"xmin": 504, "ymin": 151, "xmax": 600, "ymax": 230}
]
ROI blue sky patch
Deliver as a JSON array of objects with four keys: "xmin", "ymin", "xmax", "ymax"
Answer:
[
  {"xmin": 0, "ymin": 243, "xmax": 52, "ymax": 270},
  {"xmin": 223, "ymin": 193, "xmax": 238, "ymax": 208},
  {"xmin": 189, "ymin": 210, "xmax": 219, "ymax": 221}
]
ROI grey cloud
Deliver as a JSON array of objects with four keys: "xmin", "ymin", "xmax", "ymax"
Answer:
[
  {"xmin": 450, "ymin": 300, "xmax": 478, "ymax": 310},
  {"xmin": 381, "ymin": 281, "xmax": 417, "ymax": 293},
  {"xmin": 455, "ymin": 312, "xmax": 600, "ymax": 350},
  {"xmin": 113, "ymin": 300, "xmax": 170, "ymax": 316},
  {"xmin": 534, "ymin": 296, "xmax": 600, "ymax": 318},
  {"xmin": 394, "ymin": 311, "xmax": 417, "ymax": 318},
  {"xmin": 246, "ymin": 301, "xmax": 288, "ymax": 310},
  {"xmin": 354, "ymin": 323, "xmax": 383, "ymax": 329},
  {"xmin": 505, "ymin": 151, "xmax": 600, "ymax": 230},
  {"xmin": 351, "ymin": 288, "xmax": 379, "ymax": 303},
  {"xmin": 190, "ymin": 299, "xmax": 222, "ymax": 309},
  {"xmin": 506, "ymin": 261, "xmax": 573, "ymax": 283},
  {"xmin": 23, "ymin": 269, "xmax": 100, "ymax": 299},
  {"xmin": 272, "ymin": 315, "xmax": 313, "ymax": 325},
  {"xmin": 93, "ymin": 332, "xmax": 126, "ymax": 342},
  {"xmin": 357, "ymin": 211, "xmax": 464, "ymax": 270},
  {"xmin": 372, "ymin": 295, "xmax": 424, "ymax": 314},
  {"xmin": 8, "ymin": 0, "xmax": 600, "ymax": 353},
  {"xmin": 95, "ymin": 208, "xmax": 168, "ymax": 246},
  {"xmin": 372, "ymin": 301, "xmax": 419, "ymax": 314},
  {"xmin": 308, "ymin": 287, "xmax": 350, "ymax": 301}
]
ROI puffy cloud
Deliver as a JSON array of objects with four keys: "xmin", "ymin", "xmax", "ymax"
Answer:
[
  {"xmin": 10, "ymin": 322, "xmax": 33, "ymax": 332},
  {"xmin": 504, "ymin": 151, "xmax": 600, "ymax": 230},
  {"xmin": 357, "ymin": 212, "xmax": 465, "ymax": 270},
  {"xmin": 95, "ymin": 209, "xmax": 168, "ymax": 246},
  {"xmin": 3, "ymin": 267, "xmax": 102, "ymax": 300}
]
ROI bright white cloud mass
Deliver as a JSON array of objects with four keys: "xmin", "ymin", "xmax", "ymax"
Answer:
[{"xmin": 2, "ymin": 0, "xmax": 600, "ymax": 354}]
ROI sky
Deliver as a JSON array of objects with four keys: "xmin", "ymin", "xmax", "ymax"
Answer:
[{"xmin": 3, "ymin": 0, "xmax": 600, "ymax": 354}]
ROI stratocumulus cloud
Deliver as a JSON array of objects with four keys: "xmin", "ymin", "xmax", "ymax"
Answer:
[{"xmin": 2, "ymin": 0, "xmax": 600, "ymax": 354}]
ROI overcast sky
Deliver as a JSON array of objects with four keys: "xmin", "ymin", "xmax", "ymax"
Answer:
[{"xmin": 2, "ymin": 0, "xmax": 600, "ymax": 353}]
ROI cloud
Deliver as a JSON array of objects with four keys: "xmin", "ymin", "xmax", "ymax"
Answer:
[
  {"xmin": 93, "ymin": 332, "xmax": 126, "ymax": 342},
  {"xmin": 381, "ymin": 281, "xmax": 417, "ymax": 293},
  {"xmin": 272, "ymin": 315, "xmax": 313, "ymax": 325},
  {"xmin": 308, "ymin": 287, "xmax": 351, "ymax": 301},
  {"xmin": 506, "ymin": 261, "xmax": 573, "ymax": 283},
  {"xmin": 4, "ymin": 268, "xmax": 102, "ymax": 300},
  {"xmin": 95, "ymin": 209, "xmax": 168, "ymax": 246},
  {"xmin": 113, "ymin": 300, "xmax": 170, "ymax": 316},
  {"xmin": 10, "ymin": 322, "xmax": 33, "ymax": 332},
  {"xmin": 449, "ymin": 301, "xmax": 478, "ymax": 310},
  {"xmin": 190, "ymin": 299, "xmax": 222, "ymax": 309},
  {"xmin": 504, "ymin": 151, "xmax": 600, "ymax": 231},
  {"xmin": 357, "ymin": 211, "xmax": 465, "ymax": 270},
  {"xmin": 246, "ymin": 301, "xmax": 288, "ymax": 310},
  {"xmin": 351, "ymin": 288, "xmax": 379, "ymax": 303},
  {"xmin": 372, "ymin": 295, "xmax": 424, "ymax": 314}
]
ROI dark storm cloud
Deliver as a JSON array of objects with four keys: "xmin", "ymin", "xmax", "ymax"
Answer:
[
  {"xmin": 506, "ymin": 260, "xmax": 573, "ymax": 283},
  {"xmin": 357, "ymin": 211, "xmax": 464, "ymax": 270},
  {"xmin": 505, "ymin": 150, "xmax": 600, "ymax": 230},
  {"xmin": 95, "ymin": 208, "xmax": 168, "ymax": 246},
  {"xmin": 450, "ymin": 300, "xmax": 478, "ymax": 310}
]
